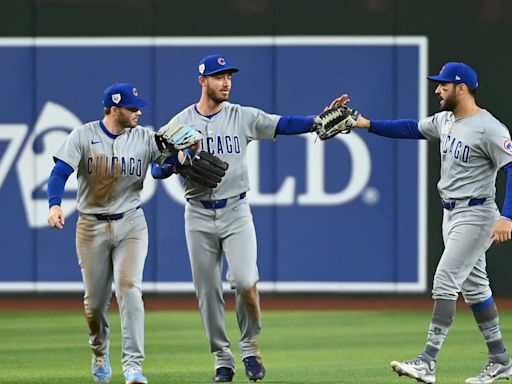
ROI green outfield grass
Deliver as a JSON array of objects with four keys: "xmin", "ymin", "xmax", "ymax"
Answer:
[{"xmin": 1, "ymin": 308, "xmax": 510, "ymax": 383}]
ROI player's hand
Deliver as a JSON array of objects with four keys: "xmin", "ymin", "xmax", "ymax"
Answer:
[
  {"xmin": 492, "ymin": 218, "xmax": 512, "ymax": 243},
  {"xmin": 178, "ymin": 144, "xmax": 200, "ymax": 165},
  {"xmin": 48, "ymin": 205, "xmax": 65, "ymax": 229},
  {"xmin": 324, "ymin": 94, "xmax": 350, "ymax": 111}
]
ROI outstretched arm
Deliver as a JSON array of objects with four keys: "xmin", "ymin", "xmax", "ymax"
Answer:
[
  {"xmin": 325, "ymin": 94, "xmax": 426, "ymax": 139},
  {"xmin": 275, "ymin": 95, "xmax": 353, "ymax": 136},
  {"xmin": 366, "ymin": 120, "xmax": 426, "ymax": 139},
  {"xmin": 275, "ymin": 115, "xmax": 315, "ymax": 135}
]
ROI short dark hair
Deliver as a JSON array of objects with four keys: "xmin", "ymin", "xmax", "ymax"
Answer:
[
  {"xmin": 468, "ymin": 87, "xmax": 477, "ymax": 98},
  {"xmin": 104, "ymin": 107, "xmax": 112, "ymax": 115}
]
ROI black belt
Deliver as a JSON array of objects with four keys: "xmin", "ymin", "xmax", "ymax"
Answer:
[
  {"xmin": 94, "ymin": 206, "xmax": 140, "ymax": 221},
  {"xmin": 199, "ymin": 193, "xmax": 246, "ymax": 209},
  {"xmin": 442, "ymin": 198, "xmax": 486, "ymax": 211}
]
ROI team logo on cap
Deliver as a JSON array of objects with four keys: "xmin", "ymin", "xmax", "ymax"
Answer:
[
  {"xmin": 133, "ymin": 87, "xmax": 138, "ymax": 96},
  {"xmin": 503, "ymin": 139, "xmax": 512, "ymax": 154},
  {"xmin": 218, "ymin": 57, "xmax": 226, "ymax": 65},
  {"xmin": 111, "ymin": 93, "xmax": 121, "ymax": 104},
  {"xmin": 199, "ymin": 63, "xmax": 205, "ymax": 74}
]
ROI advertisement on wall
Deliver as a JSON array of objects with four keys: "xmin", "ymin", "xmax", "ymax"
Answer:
[{"xmin": 0, "ymin": 36, "xmax": 427, "ymax": 292}]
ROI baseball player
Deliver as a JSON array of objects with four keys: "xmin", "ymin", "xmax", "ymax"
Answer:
[
  {"xmin": 152, "ymin": 54, "xmax": 329, "ymax": 382},
  {"xmin": 327, "ymin": 62, "xmax": 512, "ymax": 383},
  {"xmin": 46, "ymin": 83, "xmax": 195, "ymax": 384}
]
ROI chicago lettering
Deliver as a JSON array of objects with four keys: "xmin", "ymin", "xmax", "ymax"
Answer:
[
  {"xmin": 87, "ymin": 156, "xmax": 143, "ymax": 177},
  {"xmin": 441, "ymin": 134, "xmax": 470, "ymax": 162},
  {"xmin": 201, "ymin": 135, "xmax": 240, "ymax": 155}
]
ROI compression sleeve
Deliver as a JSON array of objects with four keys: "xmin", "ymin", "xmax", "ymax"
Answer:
[
  {"xmin": 47, "ymin": 159, "xmax": 74, "ymax": 208},
  {"xmin": 163, "ymin": 153, "xmax": 181, "ymax": 166},
  {"xmin": 151, "ymin": 163, "xmax": 175, "ymax": 179},
  {"xmin": 152, "ymin": 149, "xmax": 197, "ymax": 179},
  {"xmin": 369, "ymin": 119, "xmax": 426, "ymax": 139},
  {"xmin": 160, "ymin": 149, "xmax": 196, "ymax": 166},
  {"xmin": 276, "ymin": 115, "xmax": 315, "ymax": 135},
  {"xmin": 500, "ymin": 162, "xmax": 512, "ymax": 220}
]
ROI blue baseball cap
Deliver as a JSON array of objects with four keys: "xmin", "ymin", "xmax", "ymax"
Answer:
[
  {"xmin": 103, "ymin": 83, "xmax": 148, "ymax": 108},
  {"xmin": 427, "ymin": 62, "xmax": 478, "ymax": 89},
  {"xmin": 198, "ymin": 55, "xmax": 239, "ymax": 76}
]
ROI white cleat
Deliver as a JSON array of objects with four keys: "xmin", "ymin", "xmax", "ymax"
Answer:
[
  {"xmin": 465, "ymin": 360, "xmax": 512, "ymax": 383},
  {"xmin": 124, "ymin": 367, "xmax": 148, "ymax": 384},
  {"xmin": 390, "ymin": 355, "xmax": 436, "ymax": 383}
]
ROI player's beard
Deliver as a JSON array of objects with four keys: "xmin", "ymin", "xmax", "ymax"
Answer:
[
  {"xmin": 206, "ymin": 87, "xmax": 230, "ymax": 104},
  {"xmin": 117, "ymin": 112, "xmax": 138, "ymax": 128},
  {"xmin": 439, "ymin": 91, "xmax": 457, "ymax": 112}
]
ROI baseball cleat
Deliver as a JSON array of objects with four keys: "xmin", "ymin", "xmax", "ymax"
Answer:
[
  {"xmin": 213, "ymin": 366, "xmax": 234, "ymax": 382},
  {"xmin": 91, "ymin": 353, "xmax": 112, "ymax": 383},
  {"xmin": 465, "ymin": 359, "xmax": 512, "ymax": 383},
  {"xmin": 390, "ymin": 355, "xmax": 436, "ymax": 383},
  {"xmin": 243, "ymin": 356, "xmax": 266, "ymax": 381},
  {"xmin": 124, "ymin": 367, "xmax": 148, "ymax": 384}
]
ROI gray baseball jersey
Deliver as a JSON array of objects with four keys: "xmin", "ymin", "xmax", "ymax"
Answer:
[
  {"xmin": 169, "ymin": 102, "xmax": 280, "ymax": 370},
  {"xmin": 418, "ymin": 109, "xmax": 512, "ymax": 303},
  {"xmin": 55, "ymin": 120, "xmax": 162, "ymax": 213},
  {"xmin": 54, "ymin": 119, "xmax": 161, "ymax": 372},
  {"xmin": 419, "ymin": 109, "xmax": 512, "ymax": 200},
  {"xmin": 169, "ymin": 102, "xmax": 280, "ymax": 199}
]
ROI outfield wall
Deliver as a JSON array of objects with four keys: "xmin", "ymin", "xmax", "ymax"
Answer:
[{"xmin": 1, "ymin": 0, "xmax": 511, "ymax": 294}]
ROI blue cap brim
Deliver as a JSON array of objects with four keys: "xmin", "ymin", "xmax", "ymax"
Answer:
[
  {"xmin": 427, "ymin": 75, "xmax": 457, "ymax": 83},
  {"xmin": 202, "ymin": 67, "xmax": 239, "ymax": 76},
  {"xmin": 119, "ymin": 99, "xmax": 148, "ymax": 108}
]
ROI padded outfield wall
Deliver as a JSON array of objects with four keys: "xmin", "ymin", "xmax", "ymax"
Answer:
[{"xmin": 0, "ymin": 0, "xmax": 511, "ymax": 294}]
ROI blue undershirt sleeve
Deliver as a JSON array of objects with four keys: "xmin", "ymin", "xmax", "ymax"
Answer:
[
  {"xmin": 151, "ymin": 162, "xmax": 175, "ymax": 179},
  {"xmin": 152, "ymin": 150, "xmax": 198, "ymax": 180},
  {"xmin": 276, "ymin": 115, "xmax": 315, "ymax": 135},
  {"xmin": 47, "ymin": 159, "xmax": 74, "ymax": 208},
  {"xmin": 500, "ymin": 162, "xmax": 512, "ymax": 220},
  {"xmin": 369, "ymin": 119, "xmax": 426, "ymax": 139},
  {"xmin": 163, "ymin": 153, "xmax": 181, "ymax": 166}
]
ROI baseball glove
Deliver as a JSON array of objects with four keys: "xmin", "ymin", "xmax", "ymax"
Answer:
[
  {"xmin": 172, "ymin": 151, "xmax": 229, "ymax": 188},
  {"xmin": 314, "ymin": 105, "xmax": 360, "ymax": 140},
  {"xmin": 155, "ymin": 121, "xmax": 203, "ymax": 151}
]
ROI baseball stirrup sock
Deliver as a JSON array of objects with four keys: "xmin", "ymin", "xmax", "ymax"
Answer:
[
  {"xmin": 472, "ymin": 297, "xmax": 507, "ymax": 355},
  {"xmin": 424, "ymin": 299, "xmax": 456, "ymax": 359},
  {"xmin": 478, "ymin": 319, "xmax": 503, "ymax": 343},
  {"xmin": 425, "ymin": 323, "xmax": 449, "ymax": 359}
]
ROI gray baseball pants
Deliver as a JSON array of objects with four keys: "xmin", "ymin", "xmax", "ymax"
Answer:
[
  {"xmin": 432, "ymin": 199, "xmax": 499, "ymax": 304},
  {"xmin": 185, "ymin": 197, "xmax": 261, "ymax": 369},
  {"xmin": 76, "ymin": 207, "xmax": 148, "ymax": 371}
]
